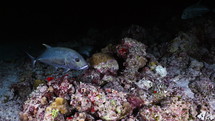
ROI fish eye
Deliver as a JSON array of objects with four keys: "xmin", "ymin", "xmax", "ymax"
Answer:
[{"xmin": 75, "ymin": 58, "xmax": 80, "ymax": 62}]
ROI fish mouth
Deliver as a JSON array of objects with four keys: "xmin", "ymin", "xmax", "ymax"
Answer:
[{"xmin": 80, "ymin": 64, "xmax": 89, "ymax": 70}]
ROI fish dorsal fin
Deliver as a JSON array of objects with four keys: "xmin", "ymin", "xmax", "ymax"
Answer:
[
  {"xmin": 42, "ymin": 44, "xmax": 52, "ymax": 49},
  {"xmin": 189, "ymin": 0, "xmax": 204, "ymax": 8}
]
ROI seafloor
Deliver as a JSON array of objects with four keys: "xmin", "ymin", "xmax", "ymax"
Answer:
[{"xmin": 1, "ymin": 15, "xmax": 215, "ymax": 121}]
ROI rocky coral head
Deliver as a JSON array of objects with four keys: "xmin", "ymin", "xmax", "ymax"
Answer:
[{"xmin": 127, "ymin": 95, "xmax": 144, "ymax": 108}]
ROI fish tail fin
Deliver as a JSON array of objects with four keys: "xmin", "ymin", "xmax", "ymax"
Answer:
[{"xmin": 25, "ymin": 51, "xmax": 36, "ymax": 68}]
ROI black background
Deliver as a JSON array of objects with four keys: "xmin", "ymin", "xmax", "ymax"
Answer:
[{"xmin": 1, "ymin": 0, "xmax": 215, "ymax": 43}]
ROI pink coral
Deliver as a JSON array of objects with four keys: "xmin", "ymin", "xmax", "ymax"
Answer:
[
  {"xmin": 70, "ymin": 82, "xmax": 133, "ymax": 120},
  {"xmin": 139, "ymin": 97, "xmax": 197, "ymax": 121},
  {"xmin": 19, "ymin": 85, "xmax": 50, "ymax": 121},
  {"xmin": 116, "ymin": 38, "xmax": 148, "ymax": 83},
  {"xmin": 127, "ymin": 95, "xmax": 144, "ymax": 108}
]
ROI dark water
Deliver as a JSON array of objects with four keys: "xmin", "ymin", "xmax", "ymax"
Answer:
[
  {"xmin": 0, "ymin": 42, "xmax": 44, "ymax": 60},
  {"xmin": 1, "ymin": 0, "xmax": 214, "ymax": 60}
]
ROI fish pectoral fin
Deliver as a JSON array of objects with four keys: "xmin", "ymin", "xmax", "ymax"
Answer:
[
  {"xmin": 64, "ymin": 58, "xmax": 69, "ymax": 65},
  {"xmin": 54, "ymin": 67, "xmax": 59, "ymax": 71}
]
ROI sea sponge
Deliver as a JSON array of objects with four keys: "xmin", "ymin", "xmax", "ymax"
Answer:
[
  {"xmin": 46, "ymin": 97, "xmax": 69, "ymax": 115},
  {"xmin": 90, "ymin": 53, "xmax": 119, "ymax": 74},
  {"xmin": 33, "ymin": 79, "xmax": 46, "ymax": 89},
  {"xmin": 90, "ymin": 53, "xmax": 113, "ymax": 66}
]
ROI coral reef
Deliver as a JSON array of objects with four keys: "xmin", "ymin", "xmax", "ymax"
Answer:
[
  {"xmin": 139, "ymin": 96, "xmax": 197, "ymax": 121},
  {"xmin": 19, "ymin": 85, "xmax": 49, "ymax": 121},
  {"xmin": 19, "ymin": 76, "xmax": 136, "ymax": 120},
  {"xmin": 1, "ymin": 16, "xmax": 215, "ymax": 121},
  {"xmin": 70, "ymin": 82, "xmax": 132, "ymax": 120},
  {"xmin": 18, "ymin": 36, "xmax": 215, "ymax": 120},
  {"xmin": 116, "ymin": 38, "xmax": 148, "ymax": 84}
]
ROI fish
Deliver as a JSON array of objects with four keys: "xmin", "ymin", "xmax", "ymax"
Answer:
[
  {"xmin": 26, "ymin": 44, "xmax": 89, "ymax": 72},
  {"xmin": 181, "ymin": 0, "xmax": 210, "ymax": 19}
]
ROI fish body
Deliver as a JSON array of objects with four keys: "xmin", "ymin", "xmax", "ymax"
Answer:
[
  {"xmin": 28, "ymin": 44, "xmax": 89, "ymax": 72},
  {"xmin": 181, "ymin": 0, "xmax": 210, "ymax": 19}
]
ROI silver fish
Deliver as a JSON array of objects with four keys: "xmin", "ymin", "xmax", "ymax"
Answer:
[
  {"xmin": 181, "ymin": 0, "xmax": 210, "ymax": 19},
  {"xmin": 27, "ymin": 44, "xmax": 89, "ymax": 72}
]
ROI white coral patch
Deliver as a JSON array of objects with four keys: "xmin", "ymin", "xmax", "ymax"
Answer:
[
  {"xmin": 155, "ymin": 65, "xmax": 167, "ymax": 78},
  {"xmin": 135, "ymin": 78, "xmax": 153, "ymax": 90}
]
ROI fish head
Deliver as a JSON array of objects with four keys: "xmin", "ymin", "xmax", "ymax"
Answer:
[
  {"xmin": 66, "ymin": 51, "xmax": 89, "ymax": 70},
  {"xmin": 181, "ymin": 10, "xmax": 190, "ymax": 19},
  {"xmin": 181, "ymin": 8, "xmax": 195, "ymax": 19}
]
